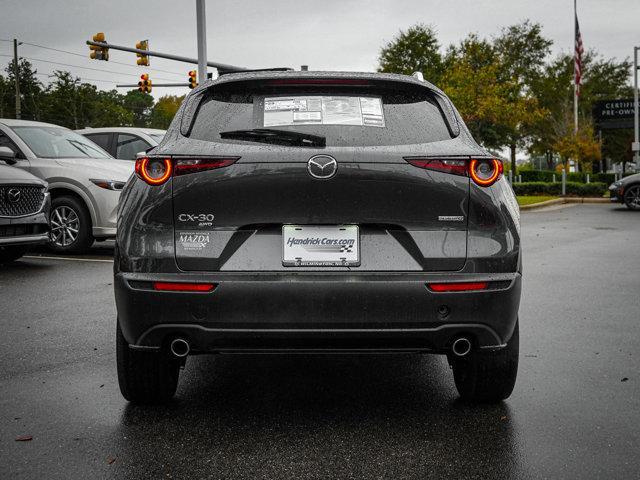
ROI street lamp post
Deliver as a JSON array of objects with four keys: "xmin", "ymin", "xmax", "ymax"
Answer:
[
  {"xmin": 196, "ymin": 0, "xmax": 208, "ymax": 85},
  {"xmin": 634, "ymin": 46, "xmax": 639, "ymax": 171}
]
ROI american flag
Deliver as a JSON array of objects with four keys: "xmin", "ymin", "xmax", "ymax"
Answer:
[{"xmin": 574, "ymin": 14, "xmax": 584, "ymax": 96}]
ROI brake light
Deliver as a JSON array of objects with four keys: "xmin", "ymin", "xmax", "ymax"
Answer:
[
  {"xmin": 153, "ymin": 282, "xmax": 216, "ymax": 292},
  {"xmin": 469, "ymin": 158, "xmax": 503, "ymax": 187},
  {"xmin": 405, "ymin": 158, "xmax": 467, "ymax": 176},
  {"xmin": 135, "ymin": 157, "xmax": 172, "ymax": 186},
  {"xmin": 404, "ymin": 157, "xmax": 503, "ymax": 187},
  {"xmin": 266, "ymin": 79, "xmax": 370, "ymax": 86},
  {"xmin": 174, "ymin": 157, "xmax": 239, "ymax": 176},
  {"xmin": 427, "ymin": 282, "xmax": 488, "ymax": 292}
]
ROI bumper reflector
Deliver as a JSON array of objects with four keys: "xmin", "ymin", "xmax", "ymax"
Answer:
[
  {"xmin": 427, "ymin": 282, "xmax": 488, "ymax": 292},
  {"xmin": 153, "ymin": 282, "xmax": 216, "ymax": 292}
]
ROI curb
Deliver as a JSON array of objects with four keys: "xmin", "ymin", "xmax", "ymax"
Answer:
[{"xmin": 520, "ymin": 197, "xmax": 611, "ymax": 211}]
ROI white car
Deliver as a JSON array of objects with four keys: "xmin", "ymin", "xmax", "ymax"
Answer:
[
  {"xmin": 75, "ymin": 127, "xmax": 166, "ymax": 160},
  {"xmin": 0, "ymin": 119, "xmax": 132, "ymax": 253}
]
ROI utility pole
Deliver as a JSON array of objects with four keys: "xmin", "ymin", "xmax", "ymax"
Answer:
[
  {"xmin": 13, "ymin": 39, "xmax": 21, "ymax": 120},
  {"xmin": 633, "ymin": 46, "xmax": 639, "ymax": 171},
  {"xmin": 573, "ymin": 0, "xmax": 578, "ymax": 136},
  {"xmin": 196, "ymin": 0, "xmax": 208, "ymax": 85}
]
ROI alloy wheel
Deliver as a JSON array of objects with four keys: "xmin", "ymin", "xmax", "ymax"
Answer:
[
  {"xmin": 624, "ymin": 185, "xmax": 640, "ymax": 210},
  {"xmin": 50, "ymin": 205, "xmax": 80, "ymax": 247}
]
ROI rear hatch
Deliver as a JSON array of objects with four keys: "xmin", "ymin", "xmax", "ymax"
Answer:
[{"xmin": 171, "ymin": 78, "xmax": 472, "ymax": 272}]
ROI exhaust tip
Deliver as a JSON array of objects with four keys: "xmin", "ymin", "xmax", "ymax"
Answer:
[
  {"xmin": 452, "ymin": 337, "xmax": 472, "ymax": 357},
  {"xmin": 170, "ymin": 338, "xmax": 190, "ymax": 358}
]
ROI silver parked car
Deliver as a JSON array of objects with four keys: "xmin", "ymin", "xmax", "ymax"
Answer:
[
  {"xmin": 76, "ymin": 127, "xmax": 166, "ymax": 160},
  {"xmin": 0, "ymin": 119, "xmax": 132, "ymax": 253},
  {"xmin": 0, "ymin": 161, "xmax": 50, "ymax": 263}
]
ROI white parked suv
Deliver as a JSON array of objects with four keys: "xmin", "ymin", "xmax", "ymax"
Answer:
[
  {"xmin": 76, "ymin": 127, "xmax": 166, "ymax": 160},
  {"xmin": 0, "ymin": 119, "xmax": 132, "ymax": 253}
]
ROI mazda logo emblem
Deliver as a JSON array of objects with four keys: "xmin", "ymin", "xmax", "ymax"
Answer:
[
  {"xmin": 307, "ymin": 155, "xmax": 337, "ymax": 180},
  {"xmin": 6, "ymin": 188, "xmax": 21, "ymax": 204}
]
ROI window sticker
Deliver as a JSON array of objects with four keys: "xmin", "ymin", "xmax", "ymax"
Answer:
[{"xmin": 263, "ymin": 96, "xmax": 385, "ymax": 128}]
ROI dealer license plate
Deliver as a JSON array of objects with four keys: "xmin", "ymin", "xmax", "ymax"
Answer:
[{"xmin": 282, "ymin": 225, "xmax": 360, "ymax": 267}]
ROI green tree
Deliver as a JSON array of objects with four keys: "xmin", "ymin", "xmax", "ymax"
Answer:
[
  {"xmin": 40, "ymin": 71, "xmax": 91, "ymax": 129},
  {"xmin": 123, "ymin": 90, "xmax": 154, "ymax": 127},
  {"xmin": 2, "ymin": 59, "xmax": 44, "ymax": 121},
  {"xmin": 441, "ymin": 36, "xmax": 507, "ymax": 149},
  {"xmin": 441, "ymin": 31, "xmax": 546, "ymax": 159},
  {"xmin": 551, "ymin": 103, "xmax": 601, "ymax": 172},
  {"xmin": 377, "ymin": 21, "xmax": 550, "ymax": 170},
  {"xmin": 378, "ymin": 24, "xmax": 444, "ymax": 84},
  {"xmin": 39, "ymin": 71, "xmax": 133, "ymax": 129},
  {"xmin": 150, "ymin": 95, "xmax": 184, "ymax": 129},
  {"xmin": 493, "ymin": 21, "xmax": 552, "ymax": 173},
  {"xmin": 529, "ymin": 52, "xmax": 632, "ymax": 171}
]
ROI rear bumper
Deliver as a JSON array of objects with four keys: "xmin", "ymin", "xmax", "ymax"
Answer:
[
  {"xmin": 115, "ymin": 272, "xmax": 521, "ymax": 353},
  {"xmin": 92, "ymin": 226, "xmax": 116, "ymax": 238}
]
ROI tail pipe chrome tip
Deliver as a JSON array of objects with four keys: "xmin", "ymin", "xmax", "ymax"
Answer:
[
  {"xmin": 170, "ymin": 338, "xmax": 190, "ymax": 358},
  {"xmin": 451, "ymin": 337, "xmax": 472, "ymax": 357}
]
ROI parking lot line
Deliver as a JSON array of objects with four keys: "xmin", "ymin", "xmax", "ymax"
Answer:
[{"xmin": 23, "ymin": 255, "xmax": 114, "ymax": 263}]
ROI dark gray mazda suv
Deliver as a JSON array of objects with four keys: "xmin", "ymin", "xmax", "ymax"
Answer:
[{"xmin": 114, "ymin": 71, "xmax": 522, "ymax": 404}]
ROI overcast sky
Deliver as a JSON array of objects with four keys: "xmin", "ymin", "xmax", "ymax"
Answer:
[{"xmin": 1, "ymin": 0, "xmax": 638, "ymax": 100}]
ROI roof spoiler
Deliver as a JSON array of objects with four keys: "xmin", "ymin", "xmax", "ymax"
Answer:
[{"xmin": 218, "ymin": 67, "xmax": 294, "ymax": 76}]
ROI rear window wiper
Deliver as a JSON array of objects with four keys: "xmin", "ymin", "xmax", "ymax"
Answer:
[{"xmin": 219, "ymin": 128, "xmax": 326, "ymax": 148}]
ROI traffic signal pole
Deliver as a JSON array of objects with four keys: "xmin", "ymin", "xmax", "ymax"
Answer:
[
  {"xmin": 196, "ymin": 0, "xmax": 208, "ymax": 85},
  {"xmin": 116, "ymin": 83, "xmax": 189, "ymax": 88},
  {"xmin": 85, "ymin": 40, "xmax": 246, "ymax": 74}
]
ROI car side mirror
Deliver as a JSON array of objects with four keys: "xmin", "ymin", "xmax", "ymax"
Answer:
[{"xmin": 0, "ymin": 146, "xmax": 17, "ymax": 165}]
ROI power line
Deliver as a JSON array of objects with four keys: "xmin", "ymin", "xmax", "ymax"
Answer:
[
  {"xmin": 0, "ymin": 53, "xmax": 180, "ymax": 82},
  {"xmin": 33, "ymin": 71, "xmax": 121, "ymax": 85}
]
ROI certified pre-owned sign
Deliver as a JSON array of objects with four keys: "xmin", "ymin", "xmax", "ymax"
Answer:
[{"xmin": 593, "ymin": 99, "xmax": 636, "ymax": 129}]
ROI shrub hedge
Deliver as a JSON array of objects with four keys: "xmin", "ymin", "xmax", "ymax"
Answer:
[
  {"xmin": 519, "ymin": 170, "xmax": 629, "ymax": 185},
  {"xmin": 512, "ymin": 181, "xmax": 608, "ymax": 197}
]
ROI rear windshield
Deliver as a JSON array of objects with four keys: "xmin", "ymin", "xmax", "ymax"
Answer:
[{"xmin": 188, "ymin": 83, "xmax": 452, "ymax": 147}]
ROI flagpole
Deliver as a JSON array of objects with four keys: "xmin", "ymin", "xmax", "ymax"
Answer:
[{"xmin": 574, "ymin": 0, "xmax": 578, "ymax": 135}]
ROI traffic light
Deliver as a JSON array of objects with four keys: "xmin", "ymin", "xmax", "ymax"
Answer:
[
  {"xmin": 89, "ymin": 32, "xmax": 109, "ymax": 61},
  {"xmin": 136, "ymin": 40, "xmax": 149, "ymax": 66},
  {"xmin": 138, "ymin": 74, "xmax": 152, "ymax": 93},
  {"xmin": 188, "ymin": 70, "xmax": 197, "ymax": 89}
]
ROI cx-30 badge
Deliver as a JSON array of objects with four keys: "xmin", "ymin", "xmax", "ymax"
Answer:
[
  {"xmin": 307, "ymin": 155, "xmax": 337, "ymax": 180},
  {"xmin": 6, "ymin": 188, "xmax": 21, "ymax": 203}
]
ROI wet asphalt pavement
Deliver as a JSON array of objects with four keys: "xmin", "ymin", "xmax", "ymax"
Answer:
[{"xmin": 1, "ymin": 204, "xmax": 639, "ymax": 479}]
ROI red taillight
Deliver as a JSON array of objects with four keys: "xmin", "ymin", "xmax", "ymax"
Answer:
[
  {"xmin": 135, "ymin": 157, "xmax": 240, "ymax": 184},
  {"xmin": 405, "ymin": 157, "xmax": 503, "ymax": 187},
  {"xmin": 174, "ymin": 157, "xmax": 239, "ymax": 176},
  {"xmin": 469, "ymin": 158, "xmax": 503, "ymax": 187},
  {"xmin": 405, "ymin": 158, "xmax": 467, "ymax": 176},
  {"xmin": 135, "ymin": 157, "xmax": 172, "ymax": 185},
  {"xmin": 427, "ymin": 282, "xmax": 488, "ymax": 292},
  {"xmin": 153, "ymin": 282, "xmax": 216, "ymax": 292}
]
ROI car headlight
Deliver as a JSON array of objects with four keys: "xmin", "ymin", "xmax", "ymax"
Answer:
[
  {"xmin": 610, "ymin": 181, "xmax": 621, "ymax": 189},
  {"xmin": 90, "ymin": 179, "xmax": 126, "ymax": 191}
]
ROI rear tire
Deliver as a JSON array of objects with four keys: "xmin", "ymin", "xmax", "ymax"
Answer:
[
  {"xmin": 623, "ymin": 185, "xmax": 640, "ymax": 210},
  {"xmin": 116, "ymin": 320, "xmax": 180, "ymax": 404},
  {"xmin": 49, "ymin": 196, "xmax": 94, "ymax": 254},
  {"xmin": 451, "ymin": 321, "xmax": 519, "ymax": 403},
  {"xmin": 0, "ymin": 246, "xmax": 28, "ymax": 264}
]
